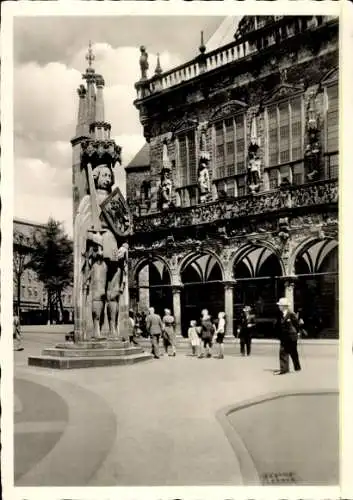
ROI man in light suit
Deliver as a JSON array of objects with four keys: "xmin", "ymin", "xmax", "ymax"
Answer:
[
  {"xmin": 275, "ymin": 297, "xmax": 301, "ymax": 375},
  {"xmin": 146, "ymin": 307, "xmax": 164, "ymax": 359}
]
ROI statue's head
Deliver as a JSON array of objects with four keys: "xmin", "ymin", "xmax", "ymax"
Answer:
[{"xmin": 93, "ymin": 164, "xmax": 114, "ymax": 192}]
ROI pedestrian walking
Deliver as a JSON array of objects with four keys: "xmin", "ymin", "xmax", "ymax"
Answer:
[
  {"xmin": 128, "ymin": 310, "xmax": 140, "ymax": 346},
  {"xmin": 13, "ymin": 314, "xmax": 24, "ymax": 351},
  {"xmin": 162, "ymin": 308, "xmax": 176, "ymax": 357},
  {"xmin": 214, "ymin": 312, "xmax": 226, "ymax": 359},
  {"xmin": 188, "ymin": 320, "xmax": 200, "ymax": 356},
  {"xmin": 139, "ymin": 311, "xmax": 148, "ymax": 338},
  {"xmin": 238, "ymin": 305, "xmax": 255, "ymax": 356},
  {"xmin": 146, "ymin": 307, "xmax": 164, "ymax": 359},
  {"xmin": 199, "ymin": 310, "xmax": 215, "ymax": 358},
  {"xmin": 274, "ymin": 297, "xmax": 302, "ymax": 375}
]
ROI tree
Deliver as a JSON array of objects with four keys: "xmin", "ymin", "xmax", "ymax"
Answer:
[
  {"xmin": 13, "ymin": 231, "xmax": 33, "ymax": 316},
  {"xmin": 30, "ymin": 218, "xmax": 73, "ymax": 324}
]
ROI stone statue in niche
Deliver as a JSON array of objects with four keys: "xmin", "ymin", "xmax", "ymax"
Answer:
[
  {"xmin": 139, "ymin": 46, "xmax": 149, "ymax": 80},
  {"xmin": 305, "ymin": 91, "xmax": 321, "ymax": 181},
  {"xmin": 158, "ymin": 138, "xmax": 173, "ymax": 210},
  {"xmin": 198, "ymin": 124, "xmax": 211, "ymax": 203},
  {"xmin": 75, "ymin": 162, "xmax": 131, "ymax": 339},
  {"xmin": 158, "ymin": 167, "xmax": 173, "ymax": 210},
  {"xmin": 247, "ymin": 116, "xmax": 262, "ymax": 194},
  {"xmin": 198, "ymin": 158, "xmax": 211, "ymax": 203}
]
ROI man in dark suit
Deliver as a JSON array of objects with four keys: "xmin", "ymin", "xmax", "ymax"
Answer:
[
  {"xmin": 275, "ymin": 297, "xmax": 301, "ymax": 375},
  {"xmin": 238, "ymin": 305, "xmax": 255, "ymax": 356},
  {"xmin": 146, "ymin": 307, "xmax": 164, "ymax": 359}
]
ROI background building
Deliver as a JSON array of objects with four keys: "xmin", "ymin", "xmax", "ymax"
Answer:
[
  {"xmin": 13, "ymin": 218, "xmax": 73, "ymax": 324},
  {"xmin": 127, "ymin": 15, "xmax": 339, "ymax": 338}
]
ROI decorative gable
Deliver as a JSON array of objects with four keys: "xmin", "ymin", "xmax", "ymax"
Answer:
[
  {"xmin": 210, "ymin": 99, "xmax": 248, "ymax": 122},
  {"xmin": 171, "ymin": 117, "xmax": 198, "ymax": 136},
  {"xmin": 263, "ymin": 83, "xmax": 304, "ymax": 105}
]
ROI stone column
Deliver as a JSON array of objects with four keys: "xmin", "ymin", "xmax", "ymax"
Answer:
[
  {"xmin": 283, "ymin": 276, "xmax": 297, "ymax": 311},
  {"xmin": 172, "ymin": 285, "xmax": 182, "ymax": 337},
  {"xmin": 224, "ymin": 281, "xmax": 235, "ymax": 337}
]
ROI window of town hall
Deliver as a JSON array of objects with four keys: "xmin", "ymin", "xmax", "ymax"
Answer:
[
  {"xmin": 213, "ymin": 113, "xmax": 247, "ymax": 197},
  {"xmin": 325, "ymin": 81, "xmax": 338, "ymax": 179},
  {"xmin": 266, "ymin": 95, "xmax": 304, "ymax": 187},
  {"xmin": 176, "ymin": 129, "xmax": 197, "ymax": 206}
]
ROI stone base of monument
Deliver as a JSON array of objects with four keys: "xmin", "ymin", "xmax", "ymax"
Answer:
[{"xmin": 28, "ymin": 339, "xmax": 153, "ymax": 369}]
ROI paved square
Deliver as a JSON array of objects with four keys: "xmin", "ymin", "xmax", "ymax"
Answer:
[{"xmin": 14, "ymin": 331, "xmax": 338, "ymax": 486}]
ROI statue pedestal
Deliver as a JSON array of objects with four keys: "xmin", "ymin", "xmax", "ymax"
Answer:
[{"xmin": 28, "ymin": 338, "xmax": 153, "ymax": 369}]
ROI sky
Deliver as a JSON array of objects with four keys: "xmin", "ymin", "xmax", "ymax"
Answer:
[{"xmin": 13, "ymin": 15, "xmax": 231, "ymax": 237}]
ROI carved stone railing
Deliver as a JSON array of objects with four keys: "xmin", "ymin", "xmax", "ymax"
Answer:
[
  {"xmin": 135, "ymin": 16, "xmax": 336, "ymax": 99},
  {"xmin": 132, "ymin": 179, "xmax": 338, "ymax": 233}
]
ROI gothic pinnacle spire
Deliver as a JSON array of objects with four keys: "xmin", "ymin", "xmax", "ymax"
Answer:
[
  {"xmin": 155, "ymin": 53, "xmax": 162, "ymax": 76},
  {"xmin": 86, "ymin": 40, "xmax": 95, "ymax": 69}
]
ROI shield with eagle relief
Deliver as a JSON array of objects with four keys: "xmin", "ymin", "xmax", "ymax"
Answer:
[{"xmin": 100, "ymin": 185, "xmax": 132, "ymax": 239}]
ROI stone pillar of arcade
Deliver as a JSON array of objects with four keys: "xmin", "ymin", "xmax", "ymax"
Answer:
[
  {"xmin": 172, "ymin": 285, "xmax": 183, "ymax": 337},
  {"xmin": 224, "ymin": 281, "xmax": 236, "ymax": 337}
]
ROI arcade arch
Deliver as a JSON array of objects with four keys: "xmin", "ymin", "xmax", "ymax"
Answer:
[
  {"xmin": 180, "ymin": 252, "xmax": 225, "ymax": 335},
  {"xmin": 232, "ymin": 245, "xmax": 284, "ymax": 335},
  {"xmin": 134, "ymin": 257, "xmax": 172, "ymax": 317},
  {"xmin": 294, "ymin": 238, "xmax": 338, "ymax": 337}
]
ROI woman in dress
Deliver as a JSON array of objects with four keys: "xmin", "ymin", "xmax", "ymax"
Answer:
[
  {"xmin": 162, "ymin": 308, "xmax": 176, "ymax": 357},
  {"xmin": 188, "ymin": 320, "xmax": 200, "ymax": 356}
]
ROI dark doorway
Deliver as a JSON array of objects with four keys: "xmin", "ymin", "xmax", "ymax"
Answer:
[
  {"xmin": 294, "ymin": 243, "xmax": 338, "ymax": 338},
  {"xmin": 233, "ymin": 250, "xmax": 283, "ymax": 338},
  {"xmin": 181, "ymin": 256, "xmax": 224, "ymax": 337},
  {"xmin": 136, "ymin": 260, "xmax": 172, "ymax": 317}
]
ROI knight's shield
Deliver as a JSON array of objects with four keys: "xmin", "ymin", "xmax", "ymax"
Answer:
[{"xmin": 100, "ymin": 186, "xmax": 132, "ymax": 238}]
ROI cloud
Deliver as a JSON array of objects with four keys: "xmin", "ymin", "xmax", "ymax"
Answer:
[{"xmin": 14, "ymin": 61, "xmax": 80, "ymax": 142}]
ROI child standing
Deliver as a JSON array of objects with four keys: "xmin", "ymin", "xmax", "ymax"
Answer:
[
  {"xmin": 188, "ymin": 320, "xmax": 200, "ymax": 356},
  {"xmin": 199, "ymin": 312, "xmax": 215, "ymax": 358},
  {"xmin": 215, "ymin": 312, "xmax": 226, "ymax": 359}
]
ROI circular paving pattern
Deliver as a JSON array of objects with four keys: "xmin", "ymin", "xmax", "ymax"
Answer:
[
  {"xmin": 220, "ymin": 392, "xmax": 338, "ymax": 485},
  {"xmin": 14, "ymin": 378, "xmax": 69, "ymax": 481}
]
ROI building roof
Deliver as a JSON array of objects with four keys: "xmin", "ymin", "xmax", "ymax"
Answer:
[
  {"xmin": 206, "ymin": 17, "xmax": 241, "ymax": 52},
  {"xmin": 125, "ymin": 142, "xmax": 150, "ymax": 171},
  {"xmin": 14, "ymin": 217, "xmax": 46, "ymax": 230}
]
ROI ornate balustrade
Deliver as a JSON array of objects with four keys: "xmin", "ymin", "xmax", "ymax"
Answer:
[
  {"xmin": 135, "ymin": 16, "xmax": 335, "ymax": 99},
  {"xmin": 132, "ymin": 179, "xmax": 338, "ymax": 233}
]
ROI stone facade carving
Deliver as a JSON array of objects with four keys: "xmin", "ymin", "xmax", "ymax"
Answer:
[
  {"xmin": 134, "ymin": 179, "xmax": 337, "ymax": 232},
  {"xmin": 247, "ymin": 114, "xmax": 262, "ymax": 194},
  {"xmin": 157, "ymin": 138, "xmax": 173, "ymax": 210},
  {"xmin": 305, "ymin": 90, "xmax": 321, "ymax": 181},
  {"xmin": 139, "ymin": 46, "xmax": 149, "ymax": 80}
]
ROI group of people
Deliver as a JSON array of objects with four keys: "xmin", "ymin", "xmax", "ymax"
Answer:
[
  {"xmin": 128, "ymin": 307, "xmax": 177, "ymax": 359},
  {"xmin": 131, "ymin": 296, "xmax": 304, "ymax": 375},
  {"xmin": 188, "ymin": 310, "xmax": 226, "ymax": 359},
  {"xmin": 187, "ymin": 305, "xmax": 256, "ymax": 359},
  {"xmin": 14, "ymin": 294, "xmax": 304, "ymax": 375}
]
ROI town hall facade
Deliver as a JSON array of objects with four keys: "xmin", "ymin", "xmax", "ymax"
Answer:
[{"xmin": 127, "ymin": 16, "xmax": 339, "ymax": 338}]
